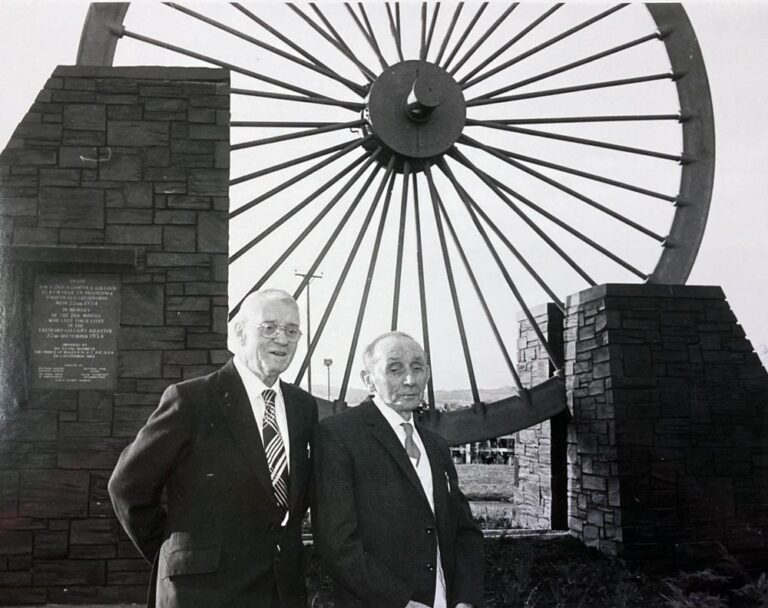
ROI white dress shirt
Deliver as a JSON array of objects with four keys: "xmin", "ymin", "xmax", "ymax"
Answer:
[
  {"xmin": 233, "ymin": 356, "xmax": 292, "ymax": 525},
  {"xmin": 372, "ymin": 396, "xmax": 447, "ymax": 608}
]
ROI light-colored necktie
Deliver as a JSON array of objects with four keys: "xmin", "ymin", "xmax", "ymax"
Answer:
[
  {"xmin": 262, "ymin": 389, "xmax": 289, "ymax": 516},
  {"xmin": 401, "ymin": 422, "xmax": 421, "ymax": 467}
]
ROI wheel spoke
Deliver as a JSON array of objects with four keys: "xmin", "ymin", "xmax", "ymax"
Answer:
[
  {"xmin": 459, "ymin": 4, "xmax": 562, "ymax": 86},
  {"xmin": 470, "ymin": 32, "xmax": 661, "ymax": 102},
  {"xmin": 459, "ymin": 136, "xmax": 677, "ymax": 203},
  {"xmin": 456, "ymin": 146, "xmax": 649, "ymax": 279},
  {"xmin": 118, "ymin": 26, "xmax": 353, "ymax": 101},
  {"xmin": 465, "ymin": 73, "xmax": 675, "ymax": 107},
  {"xmin": 435, "ymin": 159, "xmax": 524, "ymax": 390},
  {"xmin": 338, "ymin": 168, "xmax": 398, "ymax": 402},
  {"xmin": 483, "ymin": 114, "xmax": 681, "ymax": 126},
  {"xmin": 434, "ymin": 3, "xmax": 464, "ymax": 67},
  {"xmin": 422, "ymin": 3, "xmax": 441, "ymax": 61},
  {"xmin": 441, "ymin": 2, "xmax": 488, "ymax": 71},
  {"xmin": 167, "ymin": 3, "xmax": 368, "ymax": 97},
  {"xmin": 391, "ymin": 161, "xmax": 410, "ymax": 330},
  {"xmin": 229, "ymin": 136, "xmax": 369, "ymax": 220},
  {"xmin": 229, "ymin": 150, "xmax": 383, "ymax": 320},
  {"xmin": 451, "ymin": 149, "xmax": 597, "ymax": 286},
  {"xmin": 231, "ymin": 119, "xmax": 366, "ymax": 151},
  {"xmin": 424, "ymin": 165, "xmax": 480, "ymax": 405},
  {"xmin": 233, "ymin": 3, "xmax": 371, "ymax": 93},
  {"xmin": 385, "ymin": 3, "xmax": 404, "ymax": 62},
  {"xmin": 462, "ymin": 4, "xmax": 628, "ymax": 90},
  {"xmin": 231, "ymin": 139, "xmax": 360, "ymax": 187},
  {"xmin": 293, "ymin": 162, "xmax": 386, "ymax": 300},
  {"xmin": 287, "ymin": 3, "xmax": 376, "ymax": 83},
  {"xmin": 230, "ymin": 150, "xmax": 372, "ymax": 263},
  {"xmin": 459, "ymin": 136, "xmax": 666, "ymax": 241},
  {"xmin": 465, "ymin": 119, "xmax": 684, "ymax": 162},
  {"xmin": 449, "ymin": 3, "xmax": 518, "ymax": 77},
  {"xmin": 411, "ymin": 173, "xmax": 436, "ymax": 408},
  {"xmin": 231, "ymin": 121, "xmax": 337, "ymax": 128},
  {"xmin": 294, "ymin": 159, "xmax": 397, "ymax": 385},
  {"xmin": 345, "ymin": 3, "xmax": 388, "ymax": 70},
  {"xmin": 445, "ymin": 150, "xmax": 565, "ymax": 311},
  {"xmin": 231, "ymin": 87, "xmax": 364, "ymax": 112}
]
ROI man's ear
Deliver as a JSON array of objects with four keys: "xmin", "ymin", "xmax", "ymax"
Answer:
[
  {"xmin": 425, "ymin": 364, "xmax": 431, "ymax": 384},
  {"xmin": 234, "ymin": 321, "xmax": 247, "ymax": 347},
  {"xmin": 360, "ymin": 369, "xmax": 374, "ymax": 393}
]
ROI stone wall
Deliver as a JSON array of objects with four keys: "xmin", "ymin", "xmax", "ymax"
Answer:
[
  {"xmin": 564, "ymin": 284, "xmax": 768, "ymax": 567},
  {"xmin": 0, "ymin": 66, "xmax": 229, "ymax": 604},
  {"xmin": 512, "ymin": 304, "xmax": 567, "ymax": 530}
]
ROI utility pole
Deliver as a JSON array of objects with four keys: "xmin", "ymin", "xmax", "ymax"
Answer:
[
  {"xmin": 323, "ymin": 358, "xmax": 333, "ymax": 401},
  {"xmin": 294, "ymin": 270, "xmax": 322, "ymax": 393}
]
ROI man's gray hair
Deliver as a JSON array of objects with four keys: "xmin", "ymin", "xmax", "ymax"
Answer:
[
  {"xmin": 228, "ymin": 289, "xmax": 298, "ymax": 352},
  {"xmin": 362, "ymin": 331, "xmax": 422, "ymax": 372}
]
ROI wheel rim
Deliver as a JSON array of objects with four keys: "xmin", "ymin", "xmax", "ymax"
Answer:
[{"xmin": 77, "ymin": 2, "xmax": 715, "ymax": 405}]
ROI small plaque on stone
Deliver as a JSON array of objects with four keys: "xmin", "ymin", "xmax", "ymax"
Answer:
[{"xmin": 30, "ymin": 274, "xmax": 120, "ymax": 389}]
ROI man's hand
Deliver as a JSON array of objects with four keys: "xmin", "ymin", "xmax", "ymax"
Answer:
[
  {"xmin": 454, "ymin": 604, "xmax": 474, "ymax": 608},
  {"xmin": 405, "ymin": 602, "xmax": 431, "ymax": 608}
]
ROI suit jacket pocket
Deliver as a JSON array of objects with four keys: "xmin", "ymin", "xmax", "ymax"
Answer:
[{"xmin": 160, "ymin": 546, "xmax": 221, "ymax": 579}]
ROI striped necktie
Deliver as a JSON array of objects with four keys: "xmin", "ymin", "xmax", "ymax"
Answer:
[{"xmin": 262, "ymin": 389, "xmax": 289, "ymax": 516}]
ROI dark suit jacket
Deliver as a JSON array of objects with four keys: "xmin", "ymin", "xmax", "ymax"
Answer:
[
  {"xmin": 311, "ymin": 398, "xmax": 484, "ymax": 608},
  {"xmin": 108, "ymin": 359, "xmax": 318, "ymax": 608}
]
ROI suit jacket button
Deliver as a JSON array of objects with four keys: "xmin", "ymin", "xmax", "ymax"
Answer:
[
  {"xmin": 427, "ymin": 564, "xmax": 435, "ymax": 572},
  {"xmin": 425, "ymin": 527, "xmax": 434, "ymax": 534}
]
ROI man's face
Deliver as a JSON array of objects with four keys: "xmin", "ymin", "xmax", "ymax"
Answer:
[
  {"xmin": 362, "ymin": 335, "xmax": 430, "ymax": 418},
  {"xmin": 238, "ymin": 297, "xmax": 300, "ymax": 384}
]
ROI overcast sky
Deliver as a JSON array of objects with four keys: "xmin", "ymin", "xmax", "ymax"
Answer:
[{"xmin": 1, "ymin": 1, "xmax": 766, "ymax": 396}]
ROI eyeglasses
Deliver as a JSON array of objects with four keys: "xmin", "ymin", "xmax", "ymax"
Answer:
[{"xmin": 246, "ymin": 321, "xmax": 302, "ymax": 343}]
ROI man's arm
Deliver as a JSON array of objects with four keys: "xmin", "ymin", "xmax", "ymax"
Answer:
[
  {"xmin": 108, "ymin": 384, "xmax": 192, "ymax": 563},
  {"xmin": 311, "ymin": 422, "xmax": 413, "ymax": 608}
]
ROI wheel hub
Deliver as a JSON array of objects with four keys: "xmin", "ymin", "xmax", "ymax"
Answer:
[{"xmin": 366, "ymin": 60, "xmax": 466, "ymax": 165}]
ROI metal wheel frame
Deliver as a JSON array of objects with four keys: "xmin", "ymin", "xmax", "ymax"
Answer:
[{"xmin": 75, "ymin": 2, "xmax": 715, "ymax": 442}]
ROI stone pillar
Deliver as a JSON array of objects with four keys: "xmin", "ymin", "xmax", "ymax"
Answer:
[
  {"xmin": 565, "ymin": 284, "xmax": 768, "ymax": 567},
  {"xmin": 0, "ymin": 66, "xmax": 229, "ymax": 603},
  {"xmin": 512, "ymin": 303, "xmax": 566, "ymax": 529}
]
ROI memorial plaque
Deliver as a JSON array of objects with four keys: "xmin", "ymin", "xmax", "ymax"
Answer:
[{"xmin": 30, "ymin": 274, "xmax": 120, "ymax": 389}]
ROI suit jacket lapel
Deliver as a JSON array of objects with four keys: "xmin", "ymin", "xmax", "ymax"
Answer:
[
  {"xmin": 216, "ymin": 360, "xmax": 275, "ymax": 503},
  {"xmin": 362, "ymin": 400, "xmax": 430, "ymax": 507},
  {"xmin": 282, "ymin": 381, "xmax": 307, "ymax": 515}
]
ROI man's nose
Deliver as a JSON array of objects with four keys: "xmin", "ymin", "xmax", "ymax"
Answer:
[{"xmin": 403, "ymin": 373, "xmax": 416, "ymax": 386}]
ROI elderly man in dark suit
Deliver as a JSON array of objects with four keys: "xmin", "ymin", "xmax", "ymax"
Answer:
[
  {"xmin": 109, "ymin": 289, "xmax": 318, "ymax": 608},
  {"xmin": 312, "ymin": 331, "xmax": 484, "ymax": 608}
]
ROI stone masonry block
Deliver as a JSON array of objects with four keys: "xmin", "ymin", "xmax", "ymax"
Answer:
[
  {"xmin": 19, "ymin": 471, "xmax": 89, "ymax": 518},
  {"xmin": 100, "ymin": 151, "xmax": 142, "ymax": 181},
  {"xmin": 58, "ymin": 438, "xmax": 129, "ymax": 470},
  {"xmin": 0, "ymin": 471, "xmax": 19, "ymax": 517},
  {"xmin": 78, "ymin": 391, "xmax": 113, "ymax": 422},
  {"xmin": 108, "ymin": 120, "xmax": 169, "ymax": 146},
  {"xmin": 197, "ymin": 211, "xmax": 227, "ymax": 252},
  {"xmin": 105, "ymin": 224, "xmax": 162, "ymax": 245},
  {"xmin": 63, "ymin": 104, "xmax": 106, "ymax": 131},
  {"xmin": 38, "ymin": 186, "xmax": 104, "ymax": 229},
  {"xmin": 33, "ymin": 559, "xmax": 105, "ymax": 587},
  {"xmin": 163, "ymin": 225, "xmax": 196, "ymax": 252},
  {"xmin": 121, "ymin": 283, "xmax": 164, "ymax": 326},
  {"xmin": 118, "ymin": 351, "xmax": 162, "ymax": 378},
  {"xmin": 0, "ymin": 410, "xmax": 57, "ymax": 442}
]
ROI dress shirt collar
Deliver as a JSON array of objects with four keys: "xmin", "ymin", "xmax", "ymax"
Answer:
[
  {"xmin": 233, "ymin": 355, "xmax": 284, "ymax": 403},
  {"xmin": 371, "ymin": 394, "xmax": 416, "ymax": 433}
]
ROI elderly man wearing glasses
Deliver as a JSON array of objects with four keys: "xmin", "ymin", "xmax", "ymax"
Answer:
[{"xmin": 109, "ymin": 289, "xmax": 318, "ymax": 608}]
